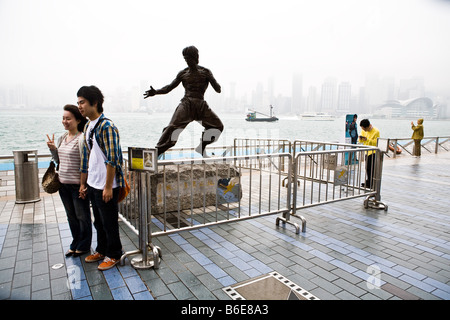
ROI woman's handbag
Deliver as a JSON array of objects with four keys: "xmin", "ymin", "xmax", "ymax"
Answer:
[
  {"xmin": 42, "ymin": 161, "xmax": 61, "ymax": 194},
  {"xmin": 118, "ymin": 176, "xmax": 130, "ymax": 203}
]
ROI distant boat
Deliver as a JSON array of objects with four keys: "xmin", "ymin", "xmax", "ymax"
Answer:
[
  {"xmin": 246, "ymin": 105, "xmax": 279, "ymax": 122},
  {"xmin": 299, "ymin": 112, "xmax": 335, "ymax": 121}
]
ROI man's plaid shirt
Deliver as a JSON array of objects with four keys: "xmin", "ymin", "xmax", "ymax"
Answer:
[{"xmin": 80, "ymin": 114, "xmax": 125, "ymax": 188}]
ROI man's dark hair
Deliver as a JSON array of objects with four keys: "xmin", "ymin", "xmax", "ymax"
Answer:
[
  {"xmin": 77, "ymin": 85, "xmax": 104, "ymax": 113},
  {"xmin": 182, "ymin": 46, "xmax": 199, "ymax": 60},
  {"xmin": 360, "ymin": 119, "xmax": 371, "ymax": 128}
]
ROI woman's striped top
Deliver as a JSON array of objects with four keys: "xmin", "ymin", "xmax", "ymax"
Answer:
[{"xmin": 58, "ymin": 133, "xmax": 82, "ymax": 184}]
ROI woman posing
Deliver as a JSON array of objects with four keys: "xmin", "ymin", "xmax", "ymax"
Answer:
[{"xmin": 47, "ymin": 104, "xmax": 92, "ymax": 257}]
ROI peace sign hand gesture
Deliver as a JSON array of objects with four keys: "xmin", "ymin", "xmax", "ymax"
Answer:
[{"xmin": 46, "ymin": 134, "xmax": 56, "ymax": 151}]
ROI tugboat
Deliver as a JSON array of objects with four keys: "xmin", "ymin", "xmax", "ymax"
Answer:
[{"xmin": 246, "ymin": 105, "xmax": 279, "ymax": 122}]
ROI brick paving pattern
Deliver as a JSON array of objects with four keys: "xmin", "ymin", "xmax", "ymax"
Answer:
[{"xmin": 0, "ymin": 152, "xmax": 449, "ymax": 300}]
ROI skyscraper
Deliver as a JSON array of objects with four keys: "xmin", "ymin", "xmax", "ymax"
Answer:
[
  {"xmin": 291, "ymin": 73, "xmax": 303, "ymax": 115},
  {"xmin": 337, "ymin": 82, "xmax": 351, "ymax": 114},
  {"xmin": 306, "ymin": 86, "xmax": 317, "ymax": 113},
  {"xmin": 320, "ymin": 77, "xmax": 337, "ymax": 113}
]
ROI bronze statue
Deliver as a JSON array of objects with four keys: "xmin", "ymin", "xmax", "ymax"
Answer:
[{"xmin": 144, "ymin": 46, "xmax": 224, "ymax": 157}]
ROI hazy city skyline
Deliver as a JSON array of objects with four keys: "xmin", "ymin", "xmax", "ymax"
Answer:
[
  {"xmin": 1, "ymin": 0, "xmax": 449, "ymax": 111},
  {"xmin": 0, "ymin": 72, "xmax": 437, "ymax": 114}
]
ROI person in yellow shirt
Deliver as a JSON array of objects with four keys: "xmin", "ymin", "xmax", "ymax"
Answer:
[
  {"xmin": 359, "ymin": 119, "xmax": 380, "ymax": 188},
  {"xmin": 411, "ymin": 119, "xmax": 424, "ymax": 157}
]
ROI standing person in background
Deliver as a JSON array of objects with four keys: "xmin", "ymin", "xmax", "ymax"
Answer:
[
  {"xmin": 46, "ymin": 104, "xmax": 91, "ymax": 257},
  {"xmin": 77, "ymin": 85, "xmax": 125, "ymax": 271},
  {"xmin": 346, "ymin": 114, "xmax": 358, "ymax": 163},
  {"xmin": 347, "ymin": 114, "xmax": 358, "ymax": 145},
  {"xmin": 359, "ymin": 119, "xmax": 380, "ymax": 188},
  {"xmin": 411, "ymin": 118, "xmax": 424, "ymax": 157}
]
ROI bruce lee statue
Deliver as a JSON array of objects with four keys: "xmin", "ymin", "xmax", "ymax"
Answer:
[{"xmin": 144, "ymin": 46, "xmax": 224, "ymax": 158}]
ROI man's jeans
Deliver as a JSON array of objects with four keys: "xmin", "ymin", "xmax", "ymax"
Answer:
[
  {"xmin": 59, "ymin": 183, "xmax": 92, "ymax": 252},
  {"xmin": 88, "ymin": 186, "xmax": 122, "ymax": 260}
]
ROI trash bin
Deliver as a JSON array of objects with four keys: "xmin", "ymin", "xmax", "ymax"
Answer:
[{"xmin": 13, "ymin": 150, "xmax": 41, "ymax": 204}]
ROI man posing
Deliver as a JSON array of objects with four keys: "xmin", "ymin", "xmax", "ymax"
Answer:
[
  {"xmin": 144, "ymin": 46, "xmax": 224, "ymax": 157},
  {"xmin": 359, "ymin": 119, "xmax": 380, "ymax": 189},
  {"xmin": 77, "ymin": 85, "xmax": 125, "ymax": 271}
]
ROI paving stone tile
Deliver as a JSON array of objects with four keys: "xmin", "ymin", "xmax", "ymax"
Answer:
[
  {"xmin": 103, "ymin": 267, "xmax": 126, "ymax": 289},
  {"xmin": 217, "ymin": 275, "xmax": 235, "ymax": 287},
  {"xmin": 189, "ymin": 283, "xmax": 218, "ymax": 300},
  {"xmin": 111, "ymin": 286, "xmax": 133, "ymax": 300},
  {"xmin": 70, "ymin": 279, "xmax": 91, "ymax": 300},
  {"xmin": 177, "ymin": 270, "xmax": 202, "ymax": 288},
  {"xmin": 133, "ymin": 290, "xmax": 154, "ymax": 300},
  {"xmin": 381, "ymin": 283, "xmax": 420, "ymax": 300},
  {"xmin": 31, "ymin": 288, "xmax": 51, "ymax": 300},
  {"xmin": 85, "ymin": 269, "xmax": 106, "ymax": 287},
  {"xmin": 50, "ymin": 276, "xmax": 71, "ymax": 297},
  {"xmin": 31, "ymin": 260, "xmax": 48, "ymax": 276},
  {"xmin": 432, "ymin": 289, "xmax": 450, "ymax": 300},
  {"xmin": 32, "ymin": 273, "xmax": 50, "ymax": 292},
  {"xmin": 167, "ymin": 281, "xmax": 194, "ymax": 300},
  {"xmin": 146, "ymin": 277, "xmax": 171, "ymax": 297},
  {"xmin": 155, "ymin": 263, "xmax": 180, "ymax": 285},
  {"xmin": 10, "ymin": 285, "xmax": 31, "ymax": 300},
  {"xmin": 90, "ymin": 283, "xmax": 113, "ymax": 300},
  {"xmin": 12, "ymin": 270, "xmax": 31, "ymax": 288},
  {"xmin": 203, "ymin": 263, "xmax": 228, "ymax": 279},
  {"xmin": 197, "ymin": 273, "xmax": 227, "ymax": 291},
  {"xmin": 0, "ymin": 282, "xmax": 11, "ymax": 299},
  {"xmin": 124, "ymin": 275, "xmax": 148, "ymax": 294}
]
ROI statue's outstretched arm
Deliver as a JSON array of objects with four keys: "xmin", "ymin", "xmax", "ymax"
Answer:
[{"xmin": 143, "ymin": 75, "xmax": 182, "ymax": 99}]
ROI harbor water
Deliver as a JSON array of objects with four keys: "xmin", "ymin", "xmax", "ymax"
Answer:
[{"xmin": 1, "ymin": 110, "xmax": 450, "ymax": 157}]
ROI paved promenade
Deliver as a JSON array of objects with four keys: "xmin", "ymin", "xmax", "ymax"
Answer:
[{"xmin": 0, "ymin": 151, "xmax": 449, "ymax": 301}]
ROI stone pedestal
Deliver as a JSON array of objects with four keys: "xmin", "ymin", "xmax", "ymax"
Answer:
[{"xmin": 151, "ymin": 163, "xmax": 241, "ymax": 214}]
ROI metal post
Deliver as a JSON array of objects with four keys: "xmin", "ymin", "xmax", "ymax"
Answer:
[
  {"xmin": 130, "ymin": 172, "xmax": 155, "ymax": 269},
  {"xmin": 435, "ymin": 137, "xmax": 439, "ymax": 154},
  {"xmin": 364, "ymin": 149, "xmax": 388, "ymax": 211},
  {"xmin": 276, "ymin": 154, "xmax": 302, "ymax": 233},
  {"xmin": 393, "ymin": 139, "xmax": 398, "ymax": 158}
]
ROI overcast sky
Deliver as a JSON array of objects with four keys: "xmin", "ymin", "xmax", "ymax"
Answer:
[{"xmin": 1, "ymin": 0, "xmax": 449, "ymax": 99}]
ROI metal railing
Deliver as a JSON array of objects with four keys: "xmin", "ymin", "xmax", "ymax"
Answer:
[
  {"xmin": 233, "ymin": 138, "xmax": 291, "ymax": 157},
  {"xmin": 2, "ymin": 135, "xmax": 449, "ymax": 165},
  {"xmin": 119, "ymin": 152, "xmax": 293, "ymax": 269},
  {"xmin": 286, "ymin": 146, "xmax": 385, "ymax": 232},
  {"xmin": 386, "ymin": 136, "xmax": 450, "ymax": 158}
]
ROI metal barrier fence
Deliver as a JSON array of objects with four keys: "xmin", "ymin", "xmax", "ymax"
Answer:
[
  {"xmin": 287, "ymin": 145, "xmax": 386, "ymax": 232},
  {"xmin": 233, "ymin": 138, "xmax": 291, "ymax": 157},
  {"xmin": 119, "ymin": 153, "xmax": 293, "ymax": 269},
  {"xmin": 118, "ymin": 139, "xmax": 387, "ymax": 269},
  {"xmin": 387, "ymin": 136, "xmax": 450, "ymax": 158}
]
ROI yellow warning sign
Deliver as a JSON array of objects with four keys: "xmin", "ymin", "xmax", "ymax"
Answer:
[{"xmin": 128, "ymin": 147, "xmax": 157, "ymax": 172}]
